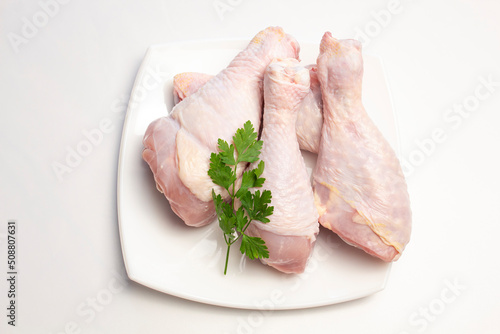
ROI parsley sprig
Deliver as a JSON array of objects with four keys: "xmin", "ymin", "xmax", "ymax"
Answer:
[{"xmin": 208, "ymin": 121, "xmax": 274, "ymax": 275}]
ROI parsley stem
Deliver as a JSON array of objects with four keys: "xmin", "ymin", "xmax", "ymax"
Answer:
[
  {"xmin": 241, "ymin": 221, "xmax": 252, "ymax": 234},
  {"xmin": 224, "ymin": 163, "xmax": 237, "ymax": 276},
  {"xmin": 224, "ymin": 244, "xmax": 231, "ymax": 275},
  {"xmin": 231, "ymin": 164, "xmax": 237, "ymax": 211}
]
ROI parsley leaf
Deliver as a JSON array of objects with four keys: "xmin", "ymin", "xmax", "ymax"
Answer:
[
  {"xmin": 235, "ymin": 162, "xmax": 266, "ymax": 198},
  {"xmin": 234, "ymin": 206, "xmax": 249, "ymax": 232},
  {"xmin": 251, "ymin": 189, "xmax": 274, "ymax": 224},
  {"xmin": 208, "ymin": 152, "xmax": 236, "ymax": 191},
  {"xmin": 212, "ymin": 190, "xmax": 235, "ymax": 236},
  {"xmin": 240, "ymin": 234, "xmax": 269, "ymax": 260},
  {"xmin": 240, "ymin": 189, "xmax": 274, "ymax": 223},
  {"xmin": 217, "ymin": 139, "xmax": 236, "ymax": 166},
  {"xmin": 234, "ymin": 121, "xmax": 263, "ymax": 164}
]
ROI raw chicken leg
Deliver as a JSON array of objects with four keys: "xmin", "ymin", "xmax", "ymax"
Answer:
[
  {"xmin": 172, "ymin": 72, "xmax": 213, "ymax": 105},
  {"xmin": 246, "ymin": 59, "xmax": 319, "ymax": 274},
  {"xmin": 312, "ymin": 32, "xmax": 411, "ymax": 261},
  {"xmin": 143, "ymin": 27, "xmax": 300, "ymax": 227},
  {"xmin": 172, "ymin": 68, "xmax": 323, "ymax": 153}
]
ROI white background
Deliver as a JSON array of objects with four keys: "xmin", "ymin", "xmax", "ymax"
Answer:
[{"xmin": 1, "ymin": 0, "xmax": 499, "ymax": 333}]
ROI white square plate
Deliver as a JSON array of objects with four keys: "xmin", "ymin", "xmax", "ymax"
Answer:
[{"xmin": 117, "ymin": 39, "xmax": 398, "ymax": 310}]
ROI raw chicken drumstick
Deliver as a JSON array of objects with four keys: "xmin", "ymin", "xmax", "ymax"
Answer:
[
  {"xmin": 246, "ymin": 59, "xmax": 319, "ymax": 274},
  {"xmin": 143, "ymin": 27, "xmax": 300, "ymax": 227},
  {"xmin": 172, "ymin": 67, "xmax": 323, "ymax": 154},
  {"xmin": 312, "ymin": 32, "xmax": 412, "ymax": 261}
]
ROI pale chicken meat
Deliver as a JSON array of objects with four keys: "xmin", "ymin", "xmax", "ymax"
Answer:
[
  {"xmin": 172, "ymin": 72, "xmax": 213, "ymax": 105},
  {"xmin": 246, "ymin": 59, "xmax": 319, "ymax": 274},
  {"xmin": 312, "ymin": 32, "xmax": 411, "ymax": 261},
  {"xmin": 143, "ymin": 27, "xmax": 300, "ymax": 227},
  {"xmin": 172, "ymin": 68, "xmax": 323, "ymax": 153}
]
